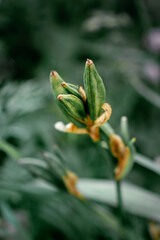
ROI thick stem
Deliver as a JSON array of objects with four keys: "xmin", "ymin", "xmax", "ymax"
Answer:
[{"xmin": 116, "ymin": 180, "xmax": 123, "ymax": 223}]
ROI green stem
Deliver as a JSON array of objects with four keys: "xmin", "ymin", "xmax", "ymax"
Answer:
[
  {"xmin": 116, "ymin": 180, "xmax": 123, "ymax": 223},
  {"xmin": 100, "ymin": 123, "xmax": 125, "ymax": 224},
  {"xmin": 91, "ymin": 203, "xmax": 123, "ymax": 235}
]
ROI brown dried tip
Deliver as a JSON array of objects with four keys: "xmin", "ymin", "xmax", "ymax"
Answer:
[
  {"xmin": 57, "ymin": 95, "xmax": 63, "ymax": 101},
  {"xmin": 61, "ymin": 82, "xmax": 66, "ymax": 87},
  {"xmin": 50, "ymin": 71, "xmax": 57, "ymax": 78},
  {"xmin": 86, "ymin": 59, "xmax": 93, "ymax": 66}
]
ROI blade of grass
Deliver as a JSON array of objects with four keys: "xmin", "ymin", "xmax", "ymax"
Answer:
[
  {"xmin": 0, "ymin": 139, "xmax": 21, "ymax": 159},
  {"xmin": 135, "ymin": 153, "xmax": 160, "ymax": 177},
  {"xmin": 78, "ymin": 179, "xmax": 160, "ymax": 221}
]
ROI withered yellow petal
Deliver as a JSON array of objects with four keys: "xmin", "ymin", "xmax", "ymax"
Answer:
[
  {"xmin": 55, "ymin": 122, "xmax": 88, "ymax": 134},
  {"xmin": 94, "ymin": 103, "xmax": 112, "ymax": 127},
  {"xmin": 63, "ymin": 171, "xmax": 83, "ymax": 199},
  {"xmin": 110, "ymin": 134, "xmax": 131, "ymax": 180}
]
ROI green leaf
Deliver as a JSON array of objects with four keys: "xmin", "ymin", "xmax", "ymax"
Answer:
[
  {"xmin": 19, "ymin": 158, "xmax": 48, "ymax": 169},
  {"xmin": 0, "ymin": 179, "xmax": 56, "ymax": 196},
  {"xmin": 0, "ymin": 202, "xmax": 30, "ymax": 240},
  {"xmin": 0, "ymin": 202, "xmax": 19, "ymax": 229},
  {"xmin": 0, "ymin": 139, "xmax": 21, "ymax": 159},
  {"xmin": 92, "ymin": 204, "xmax": 121, "ymax": 234},
  {"xmin": 135, "ymin": 153, "xmax": 160, "ymax": 177},
  {"xmin": 78, "ymin": 179, "xmax": 160, "ymax": 221}
]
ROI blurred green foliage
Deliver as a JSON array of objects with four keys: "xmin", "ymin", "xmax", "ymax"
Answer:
[{"xmin": 0, "ymin": 0, "xmax": 160, "ymax": 239}]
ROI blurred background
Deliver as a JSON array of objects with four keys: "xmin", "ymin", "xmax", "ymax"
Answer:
[{"xmin": 0, "ymin": 0, "xmax": 160, "ymax": 239}]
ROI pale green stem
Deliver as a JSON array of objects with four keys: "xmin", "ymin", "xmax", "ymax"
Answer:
[{"xmin": 116, "ymin": 180, "xmax": 124, "ymax": 224}]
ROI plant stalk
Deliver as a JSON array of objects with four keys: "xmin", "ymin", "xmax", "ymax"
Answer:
[{"xmin": 116, "ymin": 180, "xmax": 123, "ymax": 223}]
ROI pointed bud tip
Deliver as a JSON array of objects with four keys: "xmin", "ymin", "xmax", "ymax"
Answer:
[
  {"xmin": 122, "ymin": 116, "xmax": 127, "ymax": 121},
  {"xmin": 61, "ymin": 82, "xmax": 66, "ymax": 87},
  {"xmin": 50, "ymin": 71, "xmax": 58, "ymax": 79},
  {"xmin": 57, "ymin": 95, "xmax": 63, "ymax": 101},
  {"xmin": 86, "ymin": 59, "xmax": 93, "ymax": 66}
]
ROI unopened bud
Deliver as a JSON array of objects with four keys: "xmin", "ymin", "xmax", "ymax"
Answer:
[
  {"xmin": 83, "ymin": 59, "xmax": 106, "ymax": 121},
  {"xmin": 61, "ymin": 82, "xmax": 82, "ymax": 99},
  {"xmin": 50, "ymin": 71, "xmax": 68, "ymax": 98},
  {"xmin": 57, "ymin": 94, "xmax": 87, "ymax": 128}
]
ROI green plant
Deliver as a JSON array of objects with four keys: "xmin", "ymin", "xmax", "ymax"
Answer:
[
  {"xmin": 0, "ymin": 60, "xmax": 160, "ymax": 240},
  {"xmin": 50, "ymin": 59, "xmax": 135, "ymax": 225},
  {"xmin": 47, "ymin": 59, "xmax": 160, "ymax": 237}
]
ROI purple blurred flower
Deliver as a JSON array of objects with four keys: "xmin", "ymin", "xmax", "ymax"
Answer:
[
  {"xmin": 145, "ymin": 29, "xmax": 160, "ymax": 53},
  {"xmin": 143, "ymin": 62, "xmax": 160, "ymax": 84}
]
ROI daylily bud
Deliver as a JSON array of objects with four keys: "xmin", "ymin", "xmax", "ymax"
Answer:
[
  {"xmin": 57, "ymin": 94, "xmax": 87, "ymax": 128},
  {"xmin": 50, "ymin": 71, "xmax": 68, "ymax": 98},
  {"xmin": 83, "ymin": 59, "xmax": 106, "ymax": 121},
  {"xmin": 61, "ymin": 82, "xmax": 82, "ymax": 99}
]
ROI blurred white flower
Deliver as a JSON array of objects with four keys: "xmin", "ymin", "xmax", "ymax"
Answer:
[{"xmin": 82, "ymin": 11, "xmax": 132, "ymax": 32}]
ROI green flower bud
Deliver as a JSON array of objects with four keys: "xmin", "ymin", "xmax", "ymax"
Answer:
[
  {"xmin": 61, "ymin": 82, "xmax": 82, "ymax": 99},
  {"xmin": 83, "ymin": 59, "xmax": 106, "ymax": 121},
  {"xmin": 57, "ymin": 94, "xmax": 87, "ymax": 128},
  {"xmin": 50, "ymin": 71, "xmax": 68, "ymax": 98}
]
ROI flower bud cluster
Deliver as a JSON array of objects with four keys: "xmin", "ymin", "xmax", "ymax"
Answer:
[{"xmin": 50, "ymin": 59, "xmax": 112, "ymax": 141}]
